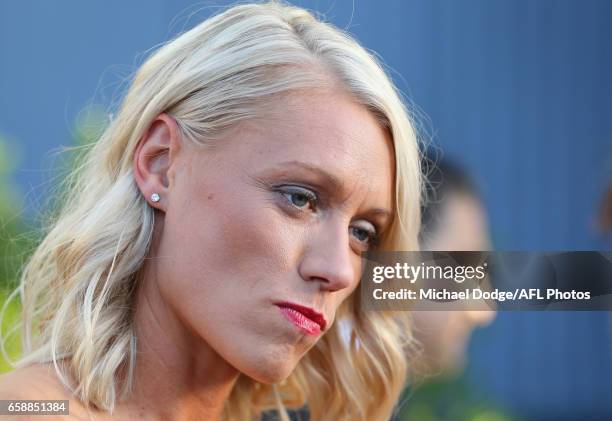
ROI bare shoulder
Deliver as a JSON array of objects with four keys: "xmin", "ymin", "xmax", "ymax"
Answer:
[
  {"xmin": 0, "ymin": 363, "xmax": 96, "ymax": 420},
  {"xmin": 0, "ymin": 363, "xmax": 68, "ymax": 399}
]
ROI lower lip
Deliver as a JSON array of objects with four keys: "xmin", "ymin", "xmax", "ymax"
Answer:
[{"xmin": 277, "ymin": 306, "xmax": 322, "ymax": 336}]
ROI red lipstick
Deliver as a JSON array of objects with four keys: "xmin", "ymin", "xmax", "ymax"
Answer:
[{"xmin": 275, "ymin": 302, "xmax": 327, "ymax": 336}]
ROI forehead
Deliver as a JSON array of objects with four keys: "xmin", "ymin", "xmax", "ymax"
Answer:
[
  {"xmin": 268, "ymin": 92, "xmax": 391, "ymax": 173},
  {"xmin": 191, "ymin": 91, "xmax": 395, "ymax": 210}
]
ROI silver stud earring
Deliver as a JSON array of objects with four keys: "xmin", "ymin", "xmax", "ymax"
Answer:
[{"xmin": 150, "ymin": 193, "xmax": 160, "ymax": 203}]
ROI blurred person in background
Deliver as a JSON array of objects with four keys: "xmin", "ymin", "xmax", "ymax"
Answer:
[
  {"xmin": 414, "ymin": 153, "xmax": 496, "ymax": 375},
  {"xmin": 396, "ymin": 153, "xmax": 510, "ymax": 421}
]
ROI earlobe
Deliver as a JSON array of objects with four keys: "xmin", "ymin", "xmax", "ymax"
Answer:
[{"xmin": 132, "ymin": 113, "xmax": 182, "ymax": 211}]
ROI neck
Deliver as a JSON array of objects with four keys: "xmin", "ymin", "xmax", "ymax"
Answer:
[{"xmin": 120, "ymin": 259, "xmax": 240, "ymax": 421}]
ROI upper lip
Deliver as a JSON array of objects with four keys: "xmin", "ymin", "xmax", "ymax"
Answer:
[{"xmin": 275, "ymin": 301, "xmax": 327, "ymax": 331}]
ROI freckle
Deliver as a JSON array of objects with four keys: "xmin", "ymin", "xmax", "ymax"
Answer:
[{"xmin": 207, "ymin": 194, "xmax": 214, "ymax": 200}]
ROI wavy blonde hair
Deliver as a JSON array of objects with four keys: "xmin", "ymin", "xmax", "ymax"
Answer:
[{"xmin": 1, "ymin": 1, "xmax": 422, "ymax": 420}]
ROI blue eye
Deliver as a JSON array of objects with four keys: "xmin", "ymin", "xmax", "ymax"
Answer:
[
  {"xmin": 351, "ymin": 227, "xmax": 370, "ymax": 241},
  {"xmin": 279, "ymin": 186, "xmax": 318, "ymax": 210},
  {"xmin": 350, "ymin": 225, "xmax": 380, "ymax": 249}
]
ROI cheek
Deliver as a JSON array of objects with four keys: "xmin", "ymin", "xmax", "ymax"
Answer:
[
  {"xmin": 164, "ymin": 180, "xmax": 293, "ymax": 296},
  {"xmin": 198, "ymin": 190, "xmax": 294, "ymax": 292}
]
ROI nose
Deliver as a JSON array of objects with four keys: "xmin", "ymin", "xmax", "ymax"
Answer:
[{"xmin": 298, "ymin": 218, "xmax": 357, "ymax": 292}]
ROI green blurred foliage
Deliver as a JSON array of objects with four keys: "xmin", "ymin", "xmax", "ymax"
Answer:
[
  {"xmin": 0, "ymin": 135, "xmax": 29, "ymax": 373},
  {"xmin": 0, "ymin": 107, "xmax": 109, "ymax": 374},
  {"xmin": 0, "ymin": 290, "xmax": 21, "ymax": 373}
]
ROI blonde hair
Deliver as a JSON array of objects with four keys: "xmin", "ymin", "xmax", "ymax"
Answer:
[{"xmin": 2, "ymin": 1, "xmax": 422, "ymax": 420}]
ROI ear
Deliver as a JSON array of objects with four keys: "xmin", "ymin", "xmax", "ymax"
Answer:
[{"xmin": 133, "ymin": 113, "xmax": 183, "ymax": 212}]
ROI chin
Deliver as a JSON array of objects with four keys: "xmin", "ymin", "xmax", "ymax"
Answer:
[
  {"xmin": 239, "ymin": 351, "xmax": 299, "ymax": 384},
  {"xmin": 248, "ymin": 362, "xmax": 295, "ymax": 384}
]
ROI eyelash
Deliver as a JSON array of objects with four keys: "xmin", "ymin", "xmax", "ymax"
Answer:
[
  {"xmin": 278, "ymin": 185, "xmax": 318, "ymax": 211},
  {"xmin": 276, "ymin": 185, "xmax": 382, "ymax": 248}
]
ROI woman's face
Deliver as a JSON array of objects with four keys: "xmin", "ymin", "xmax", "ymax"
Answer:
[{"xmin": 148, "ymin": 91, "xmax": 395, "ymax": 383}]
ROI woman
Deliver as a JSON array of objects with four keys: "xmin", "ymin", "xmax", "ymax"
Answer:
[{"xmin": 0, "ymin": 2, "xmax": 422, "ymax": 420}]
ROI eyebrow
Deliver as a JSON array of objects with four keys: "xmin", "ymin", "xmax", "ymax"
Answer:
[
  {"xmin": 271, "ymin": 160, "xmax": 393, "ymax": 222},
  {"xmin": 274, "ymin": 160, "xmax": 344, "ymax": 190}
]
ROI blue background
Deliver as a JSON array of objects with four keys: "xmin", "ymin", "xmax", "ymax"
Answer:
[{"xmin": 1, "ymin": 1, "xmax": 611, "ymax": 419}]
